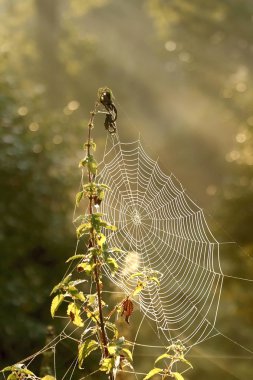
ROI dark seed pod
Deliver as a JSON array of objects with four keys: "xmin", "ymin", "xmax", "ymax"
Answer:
[{"xmin": 100, "ymin": 90, "xmax": 112, "ymax": 108}]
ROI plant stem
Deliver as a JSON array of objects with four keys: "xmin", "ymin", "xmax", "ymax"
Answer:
[{"xmin": 86, "ymin": 106, "xmax": 114, "ymax": 380}]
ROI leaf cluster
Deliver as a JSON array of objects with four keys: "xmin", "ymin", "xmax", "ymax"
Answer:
[
  {"xmin": 1, "ymin": 365, "xmax": 56, "ymax": 380},
  {"xmin": 76, "ymin": 182, "xmax": 110, "ymax": 208},
  {"xmin": 130, "ymin": 269, "xmax": 160, "ymax": 296},
  {"xmin": 50, "ymin": 274, "xmax": 86, "ymax": 327},
  {"xmin": 144, "ymin": 342, "xmax": 192, "ymax": 380},
  {"xmin": 79, "ymin": 154, "xmax": 98, "ymax": 175}
]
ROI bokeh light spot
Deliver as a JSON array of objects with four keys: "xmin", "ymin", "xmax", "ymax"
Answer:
[
  {"xmin": 226, "ymin": 150, "xmax": 240, "ymax": 162},
  {"xmin": 67, "ymin": 100, "xmax": 80, "ymax": 111},
  {"xmin": 236, "ymin": 133, "xmax": 247, "ymax": 143},
  {"xmin": 236, "ymin": 82, "xmax": 247, "ymax": 93},
  {"xmin": 53, "ymin": 135, "xmax": 63, "ymax": 145},
  {"xmin": 165, "ymin": 40, "xmax": 177, "ymax": 52},
  {"xmin": 32, "ymin": 144, "xmax": 42, "ymax": 154},
  {"xmin": 18, "ymin": 106, "xmax": 28, "ymax": 116},
  {"xmin": 29, "ymin": 122, "xmax": 39, "ymax": 132},
  {"xmin": 206, "ymin": 185, "xmax": 217, "ymax": 196}
]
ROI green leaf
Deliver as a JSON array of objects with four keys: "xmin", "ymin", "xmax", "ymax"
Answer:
[
  {"xmin": 109, "ymin": 247, "xmax": 124, "ymax": 254},
  {"xmin": 155, "ymin": 353, "xmax": 173, "ymax": 364},
  {"xmin": 88, "ymin": 247, "xmax": 100, "ymax": 257},
  {"xmin": 172, "ymin": 372, "xmax": 184, "ymax": 380},
  {"xmin": 83, "ymin": 182, "xmax": 94, "ymax": 190},
  {"xmin": 81, "ymin": 326, "xmax": 97, "ymax": 339},
  {"xmin": 74, "ymin": 292, "xmax": 86, "ymax": 302},
  {"xmin": 104, "ymin": 223, "xmax": 117, "ymax": 231},
  {"xmin": 67, "ymin": 303, "xmax": 84, "ymax": 327},
  {"xmin": 2, "ymin": 365, "xmax": 35, "ymax": 379},
  {"xmin": 143, "ymin": 367, "xmax": 163, "ymax": 380},
  {"xmin": 83, "ymin": 140, "xmax": 96, "ymax": 152},
  {"xmin": 99, "ymin": 183, "xmax": 110, "ymax": 190},
  {"xmin": 92, "ymin": 212, "xmax": 104, "ymax": 217},
  {"xmin": 86, "ymin": 308, "xmax": 99, "ymax": 323},
  {"xmin": 66, "ymin": 254, "xmax": 86, "ymax": 263},
  {"xmin": 121, "ymin": 348, "xmax": 133, "ymax": 362},
  {"xmin": 148, "ymin": 276, "xmax": 160, "ymax": 286},
  {"xmin": 129, "ymin": 272, "xmax": 144, "ymax": 279},
  {"xmin": 67, "ymin": 286, "xmax": 86, "ymax": 302},
  {"xmin": 51, "ymin": 294, "xmax": 64, "ymax": 317},
  {"xmin": 86, "ymin": 293, "xmax": 97, "ymax": 306},
  {"xmin": 7, "ymin": 374, "xmax": 18, "ymax": 380},
  {"xmin": 76, "ymin": 191, "xmax": 84, "ymax": 206},
  {"xmin": 105, "ymin": 322, "xmax": 119, "ymax": 339},
  {"xmin": 69, "ymin": 279, "xmax": 87, "ymax": 287},
  {"xmin": 50, "ymin": 274, "xmax": 72, "ymax": 295},
  {"xmin": 78, "ymin": 339, "xmax": 99, "ymax": 368},
  {"xmin": 1, "ymin": 365, "xmax": 34, "ymax": 375},
  {"xmin": 79, "ymin": 157, "xmax": 88, "ymax": 168},
  {"xmin": 22, "ymin": 368, "xmax": 35, "ymax": 376},
  {"xmin": 97, "ymin": 233, "xmax": 106, "ymax": 248},
  {"xmin": 77, "ymin": 262, "xmax": 96, "ymax": 275},
  {"xmin": 99, "ymin": 357, "xmax": 115, "ymax": 374},
  {"xmin": 41, "ymin": 376, "xmax": 56, "ymax": 380},
  {"xmin": 62, "ymin": 274, "xmax": 72, "ymax": 284},
  {"xmin": 97, "ymin": 189, "xmax": 105, "ymax": 201},
  {"xmin": 108, "ymin": 345, "xmax": 117, "ymax": 356},
  {"xmin": 115, "ymin": 336, "xmax": 125, "ymax": 346},
  {"xmin": 76, "ymin": 223, "xmax": 91, "ymax": 238},
  {"xmin": 105, "ymin": 257, "xmax": 118, "ymax": 273},
  {"xmin": 1, "ymin": 366, "xmax": 13, "ymax": 372},
  {"xmin": 133, "ymin": 281, "xmax": 145, "ymax": 296},
  {"xmin": 87, "ymin": 155, "xmax": 98, "ymax": 175},
  {"xmin": 91, "ymin": 141, "xmax": 96, "ymax": 151},
  {"xmin": 91, "ymin": 214, "xmax": 102, "ymax": 231},
  {"xmin": 50, "ymin": 284, "xmax": 61, "ymax": 295}
]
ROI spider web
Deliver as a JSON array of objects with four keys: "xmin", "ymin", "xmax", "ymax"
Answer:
[
  {"xmin": 3, "ymin": 131, "xmax": 253, "ymax": 380},
  {"xmin": 97, "ymin": 134, "xmax": 224, "ymax": 348}
]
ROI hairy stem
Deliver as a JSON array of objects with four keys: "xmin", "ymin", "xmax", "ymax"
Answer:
[{"xmin": 86, "ymin": 106, "xmax": 113, "ymax": 380}]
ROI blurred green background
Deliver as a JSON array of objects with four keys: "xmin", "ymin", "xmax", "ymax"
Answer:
[{"xmin": 0, "ymin": 1, "xmax": 253, "ymax": 379}]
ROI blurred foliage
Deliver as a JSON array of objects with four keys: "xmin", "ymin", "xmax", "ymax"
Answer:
[
  {"xmin": 220, "ymin": 123, "xmax": 253, "ymax": 247},
  {"xmin": 0, "ymin": 0, "xmax": 252, "ymax": 379},
  {"xmin": 0, "ymin": 0, "xmax": 110, "ymax": 370},
  {"xmin": 145, "ymin": 1, "xmax": 253, "ymax": 379},
  {"xmin": 145, "ymin": 0, "xmax": 253, "ymax": 200},
  {"xmin": 0, "ymin": 50, "xmax": 75, "ymax": 365}
]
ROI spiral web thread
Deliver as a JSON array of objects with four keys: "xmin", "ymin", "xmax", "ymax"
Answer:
[{"xmin": 97, "ymin": 134, "xmax": 224, "ymax": 348}]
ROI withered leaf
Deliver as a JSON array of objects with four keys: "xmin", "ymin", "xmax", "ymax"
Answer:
[{"xmin": 121, "ymin": 298, "xmax": 134, "ymax": 324}]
